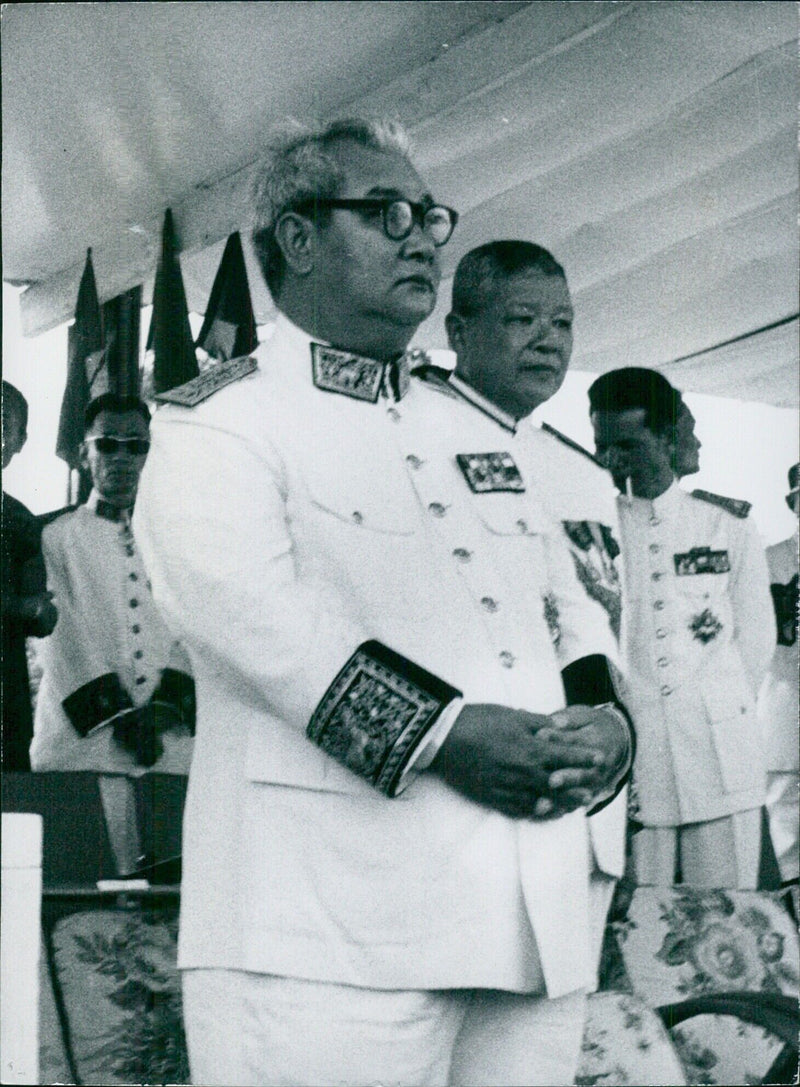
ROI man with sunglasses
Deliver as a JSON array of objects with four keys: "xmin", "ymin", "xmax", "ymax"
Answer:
[
  {"xmin": 135, "ymin": 118, "xmax": 630, "ymax": 1086},
  {"xmin": 31, "ymin": 395, "xmax": 194, "ymax": 867}
]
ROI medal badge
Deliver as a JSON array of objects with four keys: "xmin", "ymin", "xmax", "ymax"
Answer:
[
  {"xmin": 674, "ymin": 547, "xmax": 730, "ymax": 576},
  {"xmin": 456, "ymin": 452, "xmax": 525, "ymax": 493},
  {"xmin": 689, "ymin": 607, "xmax": 723, "ymax": 643}
]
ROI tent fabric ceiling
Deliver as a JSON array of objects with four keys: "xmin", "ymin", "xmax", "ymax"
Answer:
[{"xmin": 2, "ymin": 1, "xmax": 797, "ymax": 405}]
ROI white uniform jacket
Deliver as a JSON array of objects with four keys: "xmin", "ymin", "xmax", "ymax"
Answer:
[
  {"xmin": 758, "ymin": 531, "xmax": 799, "ymax": 772},
  {"xmin": 31, "ymin": 496, "xmax": 194, "ymax": 775},
  {"xmin": 413, "ymin": 370, "xmax": 628, "ymax": 879},
  {"xmin": 134, "ymin": 314, "xmax": 625, "ymax": 998},
  {"xmin": 616, "ymin": 482, "xmax": 775, "ymax": 825}
]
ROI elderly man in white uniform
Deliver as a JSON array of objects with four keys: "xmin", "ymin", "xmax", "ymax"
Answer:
[
  {"xmin": 135, "ymin": 118, "xmax": 632, "ymax": 1087},
  {"xmin": 413, "ymin": 239, "xmax": 627, "ymax": 953},
  {"xmin": 32, "ymin": 394, "xmax": 195, "ymax": 871},
  {"xmin": 589, "ymin": 368, "xmax": 775, "ymax": 889},
  {"xmin": 758, "ymin": 463, "xmax": 799, "ymax": 894}
]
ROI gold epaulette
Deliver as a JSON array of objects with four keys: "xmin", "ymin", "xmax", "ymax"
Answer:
[
  {"xmin": 154, "ymin": 355, "xmax": 258, "ymax": 407},
  {"xmin": 691, "ymin": 489, "xmax": 751, "ymax": 518}
]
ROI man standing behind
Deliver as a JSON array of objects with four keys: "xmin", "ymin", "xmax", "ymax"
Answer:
[
  {"xmin": 32, "ymin": 394, "xmax": 194, "ymax": 869},
  {"xmin": 416, "ymin": 240, "xmax": 628, "ymax": 952},
  {"xmin": 1, "ymin": 381, "xmax": 58, "ymax": 770},
  {"xmin": 134, "ymin": 119, "xmax": 631, "ymax": 1086},
  {"xmin": 437, "ymin": 241, "xmax": 622, "ymax": 641},
  {"xmin": 589, "ymin": 368, "xmax": 775, "ymax": 889},
  {"xmin": 758, "ymin": 463, "xmax": 799, "ymax": 897}
]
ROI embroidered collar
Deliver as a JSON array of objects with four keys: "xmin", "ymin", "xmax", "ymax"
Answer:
[
  {"xmin": 447, "ymin": 373, "xmax": 518, "ymax": 433},
  {"xmin": 86, "ymin": 492, "xmax": 132, "ymax": 524},
  {"xmin": 310, "ymin": 343, "xmax": 429, "ymax": 404}
]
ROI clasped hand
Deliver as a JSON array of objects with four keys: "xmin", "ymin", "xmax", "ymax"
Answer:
[
  {"xmin": 112, "ymin": 703, "xmax": 182, "ymax": 767},
  {"xmin": 431, "ymin": 702, "xmax": 629, "ymax": 820}
]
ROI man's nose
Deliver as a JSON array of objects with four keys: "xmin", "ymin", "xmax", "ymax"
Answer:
[{"xmin": 400, "ymin": 225, "xmax": 437, "ymax": 264}]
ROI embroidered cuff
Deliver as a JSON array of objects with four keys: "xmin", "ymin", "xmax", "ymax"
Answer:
[
  {"xmin": 151, "ymin": 668, "xmax": 196, "ymax": 732},
  {"xmin": 307, "ymin": 640, "xmax": 462, "ymax": 797},
  {"xmin": 393, "ymin": 697, "xmax": 465, "ymax": 796},
  {"xmin": 62, "ymin": 673, "xmax": 134, "ymax": 737}
]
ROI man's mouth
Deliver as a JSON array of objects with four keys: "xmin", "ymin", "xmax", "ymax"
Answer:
[{"xmin": 397, "ymin": 274, "xmax": 434, "ymax": 291}]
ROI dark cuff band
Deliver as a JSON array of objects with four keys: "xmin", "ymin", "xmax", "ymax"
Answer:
[
  {"xmin": 561, "ymin": 654, "xmax": 636, "ymax": 813},
  {"xmin": 152, "ymin": 668, "xmax": 196, "ymax": 732},
  {"xmin": 63, "ymin": 673, "xmax": 134, "ymax": 736},
  {"xmin": 307, "ymin": 640, "xmax": 462, "ymax": 797}
]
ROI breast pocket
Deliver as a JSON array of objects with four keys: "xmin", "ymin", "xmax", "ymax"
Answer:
[{"xmin": 298, "ymin": 462, "xmax": 437, "ymax": 623}]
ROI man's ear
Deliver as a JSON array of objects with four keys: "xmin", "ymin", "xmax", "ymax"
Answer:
[
  {"xmin": 78, "ymin": 441, "xmax": 91, "ymax": 473},
  {"xmin": 274, "ymin": 212, "xmax": 315, "ymax": 277},
  {"xmin": 445, "ymin": 312, "xmax": 466, "ymax": 354}
]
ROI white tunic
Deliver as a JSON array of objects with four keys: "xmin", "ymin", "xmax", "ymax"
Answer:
[
  {"xmin": 616, "ymin": 482, "xmax": 775, "ymax": 825},
  {"xmin": 134, "ymin": 314, "xmax": 622, "ymax": 998},
  {"xmin": 31, "ymin": 496, "xmax": 193, "ymax": 775}
]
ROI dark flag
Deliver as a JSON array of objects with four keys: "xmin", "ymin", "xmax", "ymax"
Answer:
[
  {"xmin": 103, "ymin": 286, "xmax": 143, "ymax": 398},
  {"xmin": 195, "ymin": 232, "xmax": 258, "ymax": 362},
  {"xmin": 147, "ymin": 208, "xmax": 198, "ymax": 394},
  {"xmin": 56, "ymin": 248, "xmax": 103, "ymax": 501}
]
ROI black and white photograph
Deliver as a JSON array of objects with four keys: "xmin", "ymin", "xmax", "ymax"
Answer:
[{"xmin": 2, "ymin": 4, "xmax": 798, "ymax": 1085}]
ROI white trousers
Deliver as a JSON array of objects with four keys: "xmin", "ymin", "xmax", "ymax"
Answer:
[
  {"xmin": 631, "ymin": 809, "xmax": 761, "ymax": 890},
  {"xmin": 182, "ymin": 969, "xmax": 587, "ymax": 1087},
  {"xmin": 766, "ymin": 771, "xmax": 800, "ymax": 882}
]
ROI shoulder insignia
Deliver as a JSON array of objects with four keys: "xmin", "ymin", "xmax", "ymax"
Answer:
[
  {"xmin": 411, "ymin": 363, "xmax": 459, "ymax": 399},
  {"xmin": 541, "ymin": 422, "xmax": 603, "ymax": 467},
  {"xmin": 154, "ymin": 355, "xmax": 258, "ymax": 407},
  {"xmin": 691, "ymin": 489, "xmax": 751, "ymax": 518}
]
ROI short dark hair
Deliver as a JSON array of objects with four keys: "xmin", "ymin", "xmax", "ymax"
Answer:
[
  {"xmin": 251, "ymin": 118, "xmax": 413, "ymax": 299},
  {"xmin": 2, "ymin": 381, "xmax": 29, "ymax": 432},
  {"xmin": 450, "ymin": 241, "xmax": 566, "ymax": 318},
  {"xmin": 588, "ymin": 368, "xmax": 683, "ymax": 436},
  {"xmin": 84, "ymin": 394, "xmax": 151, "ymax": 434}
]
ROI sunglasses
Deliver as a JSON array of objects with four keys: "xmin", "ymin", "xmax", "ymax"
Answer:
[
  {"xmin": 86, "ymin": 436, "xmax": 150, "ymax": 456},
  {"xmin": 298, "ymin": 197, "xmax": 458, "ymax": 246}
]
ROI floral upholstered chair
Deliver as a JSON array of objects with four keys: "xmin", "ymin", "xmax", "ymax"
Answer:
[{"xmin": 612, "ymin": 886, "xmax": 800, "ymax": 1085}]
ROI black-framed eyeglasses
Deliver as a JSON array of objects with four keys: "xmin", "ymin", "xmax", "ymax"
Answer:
[
  {"xmin": 86, "ymin": 436, "xmax": 150, "ymax": 456},
  {"xmin": 300, "ymin": 198, "xmax": 458, "ymax": 246}
]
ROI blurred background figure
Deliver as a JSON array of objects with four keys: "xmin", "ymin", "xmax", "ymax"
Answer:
[
  {"xmin": 31, "ymin": 393, "xmax": 194, "ymax": 872},
  {"xmin": 1, "ymin": 380, "xmax": 58, "ymax": 770},
  {"xmin": 759, "ymin": 463, "xmax": 799, "ymax": 905},
  {"xmin": 589, "ymin": 368, "xmax": 775, "ymax": 890}
]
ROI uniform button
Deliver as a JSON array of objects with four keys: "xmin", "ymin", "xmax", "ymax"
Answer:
[
  {"xmin": 653, "ymin": 600, "xmax": 665, "ymax": 611},
  {"xmin": 657, "ymin": 657, "xmax": 668, "ymax": 667},
  {"xmin": 125, "ymin": 546, "xmax": 135, "ymax": 557},
  {"xmin": 387, "ymin": 407, "xmax": 401, "ymax": 422},
  {"xmin": 651, "ymin": 572, "xmax": 663, "ymax": 582},
  {"xmin": 351, "ymin": 511, "xmax": 363, "ymax": 525},
  {"xmin": 499, "ymin": 650, "xmax": 515, "ymax": 668},
  {"xmin": 131, "ymin": 624, "xmax": 141, "ymax": 634},
  {"xmin": 649, "ymin": 515, "xmax": 661, "ymax": 526},
  {"xmin": 134, "ymin": 649, "xmax": 144, "ymax": 660},
  {"xmin": 655, "ymin": 628, "xmax": 667, "ymax": 639},
  {"xmin": 405, "ymin": 454, "xmax": 423, "ymax": 470},
  {"xmin": 649, "ymin": 543, "xmax": 661, "ymax": 554},
  {"xmin": 481, "ymin": 596, "xmax": 499, "ymax": 613},
  {"xmin": 129, "ymin": 572, "xmax": 138, "ymax": 581},
  {"xmin": 129, "ymin": 598, "xmax": 139, "ymax": 608},
  {"xmin": 660, "ymin": 685, "xmax": 672, "ymax": 696},
  {"xmin": 135, "ymin": 676, "xmax": 147, "ymax": 686},
  {"xmin": 516, "ymin": 519, "xmax": 529, "ymax": 534},
  {"xmin": 428, "ymin": 502, "xmax": 447, "ymax": 518},
  {"xmin": 453, "ymin": 548, "xmax": 472, "ymax": 563}
]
